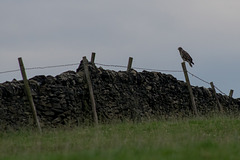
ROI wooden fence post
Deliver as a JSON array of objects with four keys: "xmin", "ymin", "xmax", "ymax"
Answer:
[
  {"xmin": 127, "ymin": 57, "xmax": 133, "ymax": 72},
  {"xmin": 229, "ymin": 89, "xmax": 234, "ymax": 98},
  {"xmin": 18, "ymin": 57, "xmax": 42, "ymax": 133},
  {"xmin": 181, "ymin": 62, "xmax": 198, "ymax": 116},
  {"xmin": 210, "ymin": 82, "xmax": 224, "ymax": 113},
  {"xmin": 83, "ymin": 56, "xmax": 98, "ymax": 125},
  {"xmin": 91, "ymin": 52, "xmax": 96, "ymax": 64}
]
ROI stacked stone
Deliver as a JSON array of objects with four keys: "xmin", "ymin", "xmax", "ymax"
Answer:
[{"xmin": 0, "ymin": 62, "xmax": 239, "ymax": 130}]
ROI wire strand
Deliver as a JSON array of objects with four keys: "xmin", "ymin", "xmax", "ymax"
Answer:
[
  {"xmin": 95, "ymin": 62, "xmax": 227, "ymax": 95},
  {"xmin": 133, "ymin": 67, "xmax": 183, "ymax": 73},
  {"xmin": 187, "ymin": 71, "xmax": 210, "ymax": 85},
  {"xmin": 215, "ymin": 86, "xmax": 227, "ymax": 96},
  {"xmin": 95, "ymin": 63, "xmax": 183, "ymax": 73},
  {"xmin": 26, "ymin": 63, "xmax": 79, "ymax": 70},
  {"xmin": 0, "ymin": 63, "xmax": 79, "ymax": 75},
  {"xmin": 187, "ymin": 71, "xmax": 227, "ymax": 95},
  {"xmin": 0, "ymin": 69, "xmax": 20, "ymax": 74},
  {"xmin": 95, "ymin": 63, "xmax": 127, "ymax": 69},
  {"xmin": 0, "ymin": 61, "xmax": 228, "ymax": 95}
]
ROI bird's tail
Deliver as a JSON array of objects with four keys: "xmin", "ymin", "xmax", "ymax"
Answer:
[{"xmin": 189, "ymin": 62, "xmax": 193, "ymax": 67}]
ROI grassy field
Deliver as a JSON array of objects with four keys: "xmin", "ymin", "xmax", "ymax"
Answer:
[{"xmin": 1, "ymin": 116, "xmax": 240, "ymax": 160}]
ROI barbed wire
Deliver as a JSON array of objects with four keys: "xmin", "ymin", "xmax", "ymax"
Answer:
[
  {"xmin": 133, "ymin": 67, "xmax": 183, "ymax": 73},
  {"xmin": 215, "ymin": 86, "xmax": 227, "ymax": 96},
  {"xmin": 95, "ymin": 62, "xmax": 227, "ymax": 95},
  {"xmin": 187, "ymin": 71, "xmax": 210, "ymax": 85},
  {"xmin": 95, "ymin": 63, "xmax": 127, "ymax": 69},
  {"xmin": 25, "ymin": 63, "xmax": 79, "ymax": 71},
  {"xmin": 0, "ymin": 69, "xmax": 20, "ymax": 74},
  {"xmin": 0, "ymin": 61, "xmax": 227, "ymax": 95},
  {"xmin": 0, "ymin": 63, "xmax": 79, "ymax": 75},
  {"xmin": 187, "ymin": 71, "xmax": 227, "ymax": 95},
  {"xmin": 95, "ymin": 63, "xmax": 183, "ymax": 73}
]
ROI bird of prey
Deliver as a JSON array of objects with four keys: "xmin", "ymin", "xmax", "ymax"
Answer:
[{"xmin": 178, "ymin": 47, "xmax": 194, "ymax": 67}]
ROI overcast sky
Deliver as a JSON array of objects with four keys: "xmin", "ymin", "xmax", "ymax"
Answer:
[{"xmin": 1, "ymin": 0, "xmax": 240, "ymax": 98}]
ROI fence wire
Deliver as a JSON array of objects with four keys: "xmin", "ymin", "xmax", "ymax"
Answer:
[
  {"xmin": 95, "ymin": 62, "xmax": 227, "ymax": 95},
  {"xmin": 0, "ymin": 63, "xmax": 79, "ymax": 75},
  {"xmin": 95, "ymin": 63, "xmax": 127, "ymax": 69},
  {"xmin": 25, "ymin": 63, "xmax": 79, "ymax": 71},
  {"xmin": 0, "ymin": 69, "xmax": 20, "ymax": 74},
  {"xmin": 187, "ymin": 71, "xmax": 227, "ymax": 95},
  {"xmin": 133, "ymin": 67, "xmax": 183, "ymax": 73},
  {"xmin": 214, "ymin": 86, "xmax": 227, "ymax": 96},
  {"xmin": 187, "ymin": 71, "xmax": 210, "ymax": 85},
  {"xmin": 95, "ymin": 63, "xmax": 183, "ymax": 73},
  {"xmin": 0, "ymin": 61, "xmax": 227, "ymax": 95}
]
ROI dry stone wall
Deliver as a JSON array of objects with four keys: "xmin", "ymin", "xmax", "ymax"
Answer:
[{"xmin": 0, "ymin": 62, "xmax": 240, "ymax": 130}]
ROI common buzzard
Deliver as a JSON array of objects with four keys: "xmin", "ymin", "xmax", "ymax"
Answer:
[{"xmin": 178, "ymin": 47, "xmax": 194, "ymax": 67}]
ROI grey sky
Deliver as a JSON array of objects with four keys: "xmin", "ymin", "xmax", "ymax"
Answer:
[{"xmin": 1, "ymin": 1, "xmax": 240, "ymax": 97}]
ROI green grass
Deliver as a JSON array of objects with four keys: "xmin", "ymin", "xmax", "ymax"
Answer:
[{"xmin": 1, "ymin": 116, "xmax": 240, "ymax": 160}]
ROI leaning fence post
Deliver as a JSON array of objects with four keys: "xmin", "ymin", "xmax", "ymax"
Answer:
[
  {"xmin": 229, "ymin": 89, "xmax": 234, "ymax": 98},
  {"xmin": 181, "ymin": 62, "xmax": 198, "ymax": 116},
  {"xmin": 91, "ymin": 52, "xmax": 96, "ymax": 64},
  {"xmin": 18, "ymin": 57, "xmax": 42, "ymax": 133},
  {"xmin": 127, "ymin": 57, "xmax": 133, "ymax": 72},
  {"xmin": 210, "ymin": 82, "xmax": 224, "ymax": 113},
  {"xmin": 83, "ymin": 56, "xmax": 98, "ymax": 125}
]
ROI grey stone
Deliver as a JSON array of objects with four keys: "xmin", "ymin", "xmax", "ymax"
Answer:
[{"xmin": 0, "ymin": 61, "xmax": 239, "ymax": 130}]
